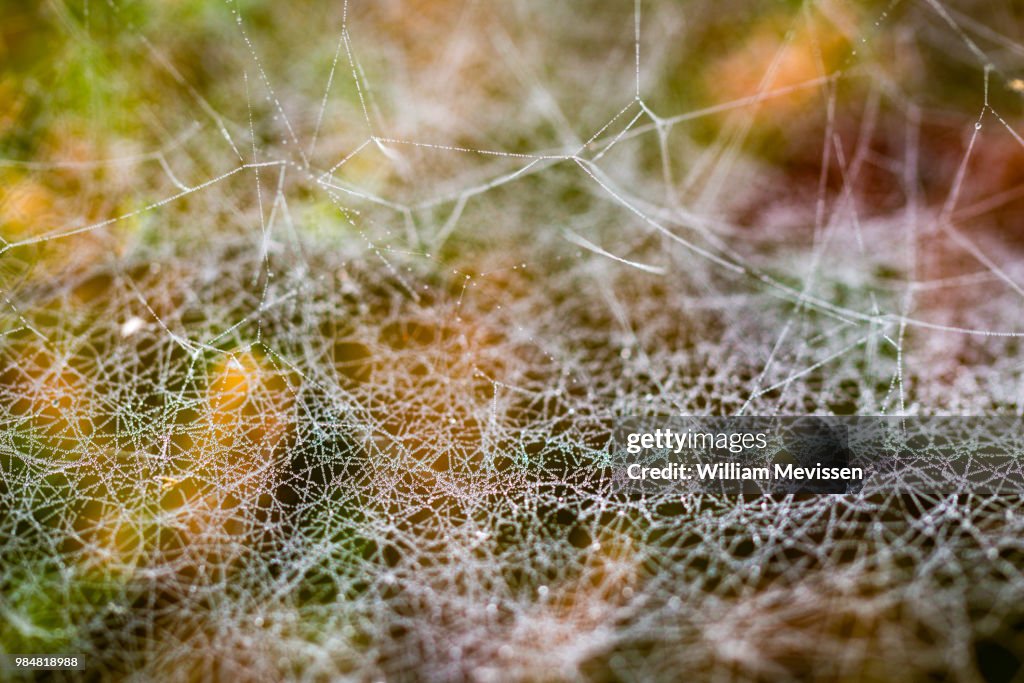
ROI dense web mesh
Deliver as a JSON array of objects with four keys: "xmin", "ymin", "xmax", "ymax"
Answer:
[{"xmin": 2, "ymin": 0, "xmax": 1024, "ymax": 680}]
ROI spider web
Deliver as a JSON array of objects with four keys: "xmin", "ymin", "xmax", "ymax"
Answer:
[{"xmin": 2, "ymin": 0, "xmax": 1024, "ymax": 679}]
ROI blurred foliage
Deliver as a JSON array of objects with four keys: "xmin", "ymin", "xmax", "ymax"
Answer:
[{"xmin": 3, "ymin": 1, "xmax": 1024, "ymax": 679}]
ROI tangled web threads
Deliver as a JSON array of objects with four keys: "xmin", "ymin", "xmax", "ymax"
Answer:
[{"xmin": 3, "ymin": 0, "xmax": 1024, "ymax": 679}]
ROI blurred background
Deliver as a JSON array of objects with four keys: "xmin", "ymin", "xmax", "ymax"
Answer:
[{"xmin": 3, "ymin": 0, "xmax": 1024, "ymax": 680}]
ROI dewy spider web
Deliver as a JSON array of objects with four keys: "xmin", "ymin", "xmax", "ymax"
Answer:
[{"xmin": 2, "ymin": 0, "xmax": 1024, "ymax": 680}]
